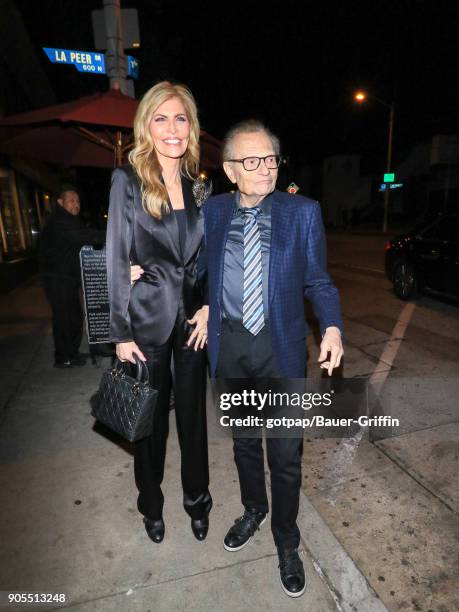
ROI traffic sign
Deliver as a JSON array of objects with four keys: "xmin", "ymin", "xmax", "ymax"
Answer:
[
  {"xmin": 379, "ymin": 182, "xmax": 403, "ymax": 192},
  {"xmin": 287, "ymin": 182, "xmax": 299, "ymax": 194},
  {"xmin": 383, "ymin": 173, "xmax": 395, "ymax": 183},
  {"xmin": 43, "ymin": 47, "xmax": 106, "ymax": 75},
  {"xmin": 127, "ymin": 56, "xmax": 139, "ymax": 80}
]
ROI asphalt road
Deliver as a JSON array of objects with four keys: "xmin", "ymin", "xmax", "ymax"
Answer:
[{"xmin": 327, "ymin": 232, "xmax": 459, "ymax": 377}]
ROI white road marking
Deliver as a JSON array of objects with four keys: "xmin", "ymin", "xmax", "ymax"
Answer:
[{"xmin": 370, "ymin": 303, "xmax": 416, "ymax": 385}]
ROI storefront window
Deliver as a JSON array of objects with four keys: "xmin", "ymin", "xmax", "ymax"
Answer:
[
  {"xmin": 16, "ymin": 173, "xmax": 40, "ymax": 249},
  {"xmin": 0, "ymin": 170, "xmax": 22, "ymax": 257},
  {"xmin": 0, "ymin": 166, "xmax": 56, "ymax": 261}
]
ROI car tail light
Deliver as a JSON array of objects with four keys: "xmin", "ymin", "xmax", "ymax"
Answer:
[{"xmin": 384, "ymin": 241, "xmax": 392, "ymax": 251}]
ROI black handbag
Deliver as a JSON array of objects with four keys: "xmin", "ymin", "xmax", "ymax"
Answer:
[{"xmin": 92, "ymin": 355, "xmax": 158, "ymax": 442}]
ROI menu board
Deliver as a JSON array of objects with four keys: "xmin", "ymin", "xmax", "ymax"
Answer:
[{"xmin": 79, "ymin": 245, "xmax": 111, "ymax": 344}]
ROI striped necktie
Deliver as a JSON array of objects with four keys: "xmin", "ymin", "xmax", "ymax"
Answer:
[{"xmin": 242, "ymin": 207, "xmax": 265, "ymax": 335}]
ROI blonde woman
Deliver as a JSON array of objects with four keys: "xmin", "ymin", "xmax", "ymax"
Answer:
[{"xmin": 106, "ymin": 81, "xmax": 212, "ymax": 544}]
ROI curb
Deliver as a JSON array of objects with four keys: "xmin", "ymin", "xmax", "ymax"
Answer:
[{"xmin": 298, "ymin": 489, "xmax": 388, "ymax": 612}]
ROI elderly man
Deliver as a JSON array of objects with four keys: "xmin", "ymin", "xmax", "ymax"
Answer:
[{"xmin": 198, "ymin": 120, "xmax": 343, "ymax": 597}]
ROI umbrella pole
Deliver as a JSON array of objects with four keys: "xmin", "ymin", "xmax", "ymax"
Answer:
[{"xmin": 115, "ymin": 130, "xmax": 123, "ymax": 167}]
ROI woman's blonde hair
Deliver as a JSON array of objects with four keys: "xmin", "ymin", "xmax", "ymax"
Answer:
[{"xmin": 128, "ymin": 81, "xmax": 200, "ymax": 218}]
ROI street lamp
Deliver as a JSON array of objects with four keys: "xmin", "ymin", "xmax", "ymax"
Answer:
[{"xmin": 354, "ymin": 90, "xmax": 395, "ymax": 233}]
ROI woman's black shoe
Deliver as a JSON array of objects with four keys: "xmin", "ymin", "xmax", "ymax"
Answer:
[
  {"xmin": 191, "ymin": 517, "xmax": 209, "ymax": 541},
  {"xmin": 143, "ymin": 517, "xmax": 165, "ymax": 543}
]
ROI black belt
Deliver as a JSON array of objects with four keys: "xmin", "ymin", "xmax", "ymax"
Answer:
[{"xmin": 221, "ymin": 318, "xmax": 270, "ymax": 332}]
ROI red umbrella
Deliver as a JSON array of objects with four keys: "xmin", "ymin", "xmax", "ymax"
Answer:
[{"xmin": 0, "ymin": 89, "xmax": 221, "ymax": 169}]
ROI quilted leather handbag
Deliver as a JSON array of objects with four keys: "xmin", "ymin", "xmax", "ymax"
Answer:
[{"xmin": 92, "ymin": 355, "xmax": 158, "ymax": 442}]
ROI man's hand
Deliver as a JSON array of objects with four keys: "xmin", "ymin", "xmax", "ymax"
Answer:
[
  {"xmin": 318, "ymin": 326, "xmax": 343, "ymax": 376},
  {"xmin": 116, "ymin": 341, "xmax": 146, "ymax": 363},
  {"xmin": 130, "ymin": 264, "xmax": 144, "ymax": 284},
  {"xmin": 187, "ymin": 306, "xmax": 209, "ymax": 351}
]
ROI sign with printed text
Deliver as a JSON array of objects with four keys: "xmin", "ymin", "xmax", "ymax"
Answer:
[
  {"xmin": 43, "ymin": 47, "xmax": 106, "ymax": 75},
  {"xmin": 80, "ymin": 246, "xmax": 110, "ymax": 344},
  {"xmin": 379, "ymin": 182, "xmax": 403, "ymax": 192},
  {"xmin": 127, "ymin": 55, "xmax": 139, "ymax": 79}
]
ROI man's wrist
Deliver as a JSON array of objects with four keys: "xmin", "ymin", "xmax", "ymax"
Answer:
[{"xmin": 322, "ymin": 326, "xmax": 341, "ymax": 338}]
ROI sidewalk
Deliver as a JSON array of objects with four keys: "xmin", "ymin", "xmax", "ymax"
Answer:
[
  {"xmin": 0, "ymin": 279, "xmax": 385, "ymax": 612},
  {"xmin": 0, "ymin": 279, "xmax": 457, "ymax": 611}
]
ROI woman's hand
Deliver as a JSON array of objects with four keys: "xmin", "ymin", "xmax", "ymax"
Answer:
[
  {"xmin": 187, "ymin": 306, "xmax": 209, "ymax": 351},
  {"xmin": 130, "ymin": 264, "xmax": 144, "ymax": 284},
  {"xmin": 116, "ymin": 341, "xmax": 146, "ymax": 363}
]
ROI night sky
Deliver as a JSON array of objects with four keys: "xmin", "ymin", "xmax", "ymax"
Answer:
[{"xmin": 14, "ymin": 0, "xmax": 459, "ymax": 168}]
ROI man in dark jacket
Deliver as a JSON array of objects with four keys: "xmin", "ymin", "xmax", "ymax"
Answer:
[{"xmin": 39, "ymin": 187, "xmax": 105, "ymax": 368}]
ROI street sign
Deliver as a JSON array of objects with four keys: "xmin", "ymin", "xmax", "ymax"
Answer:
[
  {"xmin": 383, "ymin": 173, "xmax": 395, "ymax": 183},
  {"xmin": 287, "ymin": 182, "xmax": 299, "ymax": 194},
  {"xmin": 127, "ymin": 56, "xmax": 139, "ymax": 80},
  {"xmin": 43, "ymin": 47, "xmax": 106, "ymax": 75},
  {"xmin": 379, "ymin": 182, "xmax": 403, "ymax": 192}
]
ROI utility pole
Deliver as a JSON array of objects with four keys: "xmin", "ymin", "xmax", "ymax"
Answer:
[
  {"xmin": 102, "ymin": 0, "xmax": 130, "ymax": 95},
  {"xmin": 92, "ymin": 1, "xmax": 139, "ymax": 97},
  {"xmin": 354, "ymin": 91, "xmax": 395, "ymax": 233},
  {"xmin": 382, "ymin": 102, "xmax": 395, "ymax": 234}
]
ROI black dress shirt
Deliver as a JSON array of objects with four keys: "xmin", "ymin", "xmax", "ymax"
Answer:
[{"xmin": 222, "ymin": 191, "xmax": 272, "ymax": 321}]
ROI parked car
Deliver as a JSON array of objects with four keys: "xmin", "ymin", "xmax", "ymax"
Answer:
[{"xmin": 385, "ymin": 213, "xmax": 459, "ymax": 300}]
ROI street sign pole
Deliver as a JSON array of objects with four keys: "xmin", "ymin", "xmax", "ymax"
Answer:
[
  {"xmin": 383, "ymin": 102, "xmax": 395, "ymax": 233},
  {"xmin": 103, "ymin": 0, "xmax": 131, "ymax": 96},
  {"xmin": 43, "ymin": 3, "xmax": 139, "ymax": 99}
]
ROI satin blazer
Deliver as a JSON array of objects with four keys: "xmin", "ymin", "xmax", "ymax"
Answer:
[{"xmin": 106, "ymin": 165, "xmax": 205, "ymax": 347}]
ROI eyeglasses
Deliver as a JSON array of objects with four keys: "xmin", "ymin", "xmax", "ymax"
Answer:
[{"xmin": 225, "ymin": 155, "xmax": 282, "ymax": 171}]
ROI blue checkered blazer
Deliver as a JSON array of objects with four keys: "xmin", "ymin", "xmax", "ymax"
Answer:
[{"xmin": 198, "ymin": 190, "xmax": 343, "ymax": 377}]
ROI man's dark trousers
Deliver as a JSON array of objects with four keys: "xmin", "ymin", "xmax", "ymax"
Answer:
[
  {"xmin": 216, "ymin": 319, "xmax": 303, "ymax": 550},
  {"xmin": 44, "ymin": 276, "xmax": 83, "ymax": 363}
]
